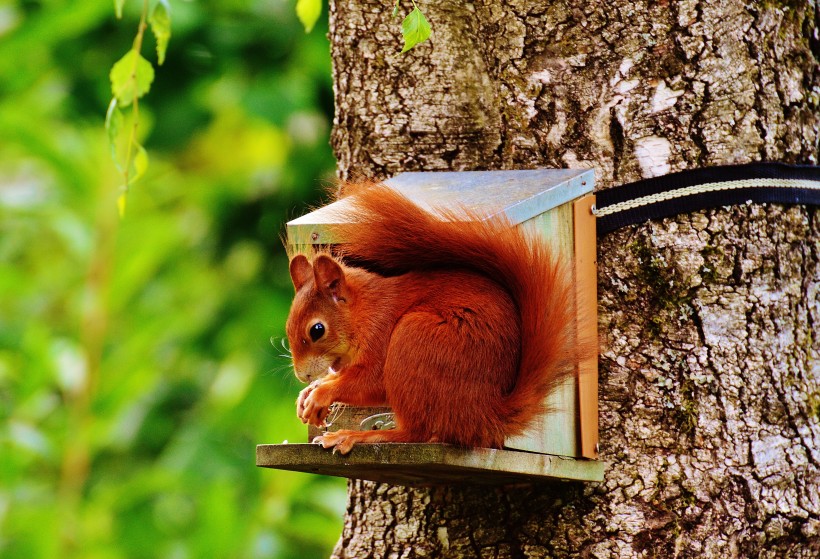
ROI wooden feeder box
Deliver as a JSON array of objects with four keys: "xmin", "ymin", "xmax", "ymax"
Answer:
[{"xmin": 257, "ymin": 169, "xmax": 604, "ymax": 485}]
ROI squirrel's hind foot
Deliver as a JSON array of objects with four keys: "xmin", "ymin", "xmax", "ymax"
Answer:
[{"xmin": 313, "ymin": 428, "xmax": 415, "ymax": 455}]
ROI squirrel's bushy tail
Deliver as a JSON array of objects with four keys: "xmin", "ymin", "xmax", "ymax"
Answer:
[{"xmin": 331, "ymin": 185, "xmax": 576, "ymax": 437}]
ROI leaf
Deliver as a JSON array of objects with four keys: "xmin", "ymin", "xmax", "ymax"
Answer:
[
  {"xmin": 295, "ymin": 0, "xmax": 322, "ymax": 33},
  {"xmin": 392, "ymin": 0, "xmax": 400, "ymax": 18},
  {"xmin": 110, "ymin": 49, "xmax": 155, "ymax": 107},
  {"xmin": 119, "ymin": 143, "xmax": 148, "ymax": 217},
  {"xmin": 105, "ymin": 97, "xmax": 124, "ymax": 170},
  {"xmin": 149, "ymin": 0, "xmax": 171, "ymax": 65},
  {"xmin": 400, "ymin": 5, "xmax": 431, "ymax": 53},
  {"xmin": 114, "ymin": 0, "xmax": 125, "ymax": 19},
  {"xmin": 130, "ymin": 143, "xmax": 149, "ymax": 185}
]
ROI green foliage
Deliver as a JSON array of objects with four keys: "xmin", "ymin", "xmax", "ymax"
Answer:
[
  {"xmin": 399, "ymin": 2, "xmax": 431, "ymax": 53},
  {"xmin": 108, "ymin": 0, "xmax": 169, "ymax": 215},
  {"xmin": 0, "ymin": 1, "xmax": 342, "ymax": 558},
  {"xmin": 115, "ymin": 0, "xmax": 127, "ymax": 19},
  {"xmin": 110, "ymin": 49, "xmax": 156, "ymax": 107},
  {"xmin": 296, "ymin": 0, "xmax": 432, "ymax": 53},
  {"xmin": 148, "ymin": 1, "xmax": 171, "ymax": 65},
  {"xmin": 296, "ymin": 0, "xmax": 322, "ymax": 34}
]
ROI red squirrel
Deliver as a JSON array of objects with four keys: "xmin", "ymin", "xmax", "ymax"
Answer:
[{"xmin": 285, "ymin": 184, "xmax": 575, "ymax": 454}]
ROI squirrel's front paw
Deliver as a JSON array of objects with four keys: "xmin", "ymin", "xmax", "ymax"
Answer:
[
  {"xmin": 296, "ymin": 380, "xmax": 320, "ymax": 417},
  {"xmin": 297, "ymin": 382, "xmax": 331, "ymax": 426}
]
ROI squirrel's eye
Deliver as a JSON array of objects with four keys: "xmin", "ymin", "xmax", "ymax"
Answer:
[{"xmin": 309, "ymin": 323, "xmax": 325, "ymax": 342}]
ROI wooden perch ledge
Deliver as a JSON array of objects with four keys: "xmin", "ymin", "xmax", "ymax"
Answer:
[{"xmin": 256, "ymin": 443, "xmax": 606, "ymax": 487}]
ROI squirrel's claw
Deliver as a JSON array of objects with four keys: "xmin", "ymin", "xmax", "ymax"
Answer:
[
  {"xmin": 297, "ymin": 382, "xmax": 332, "ymax": 427},
  {"xmin": 313, "ymin": 431, "xmax": 357, "ymax": 455}
]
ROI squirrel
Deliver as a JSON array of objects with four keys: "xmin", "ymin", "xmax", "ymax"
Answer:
[{"xmin": 285, "ymin": 184, "xmax": 576, "ymax": 455}]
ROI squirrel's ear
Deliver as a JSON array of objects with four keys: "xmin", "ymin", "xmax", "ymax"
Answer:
[
  {"xmin": 289, "ymin": 254, "xmax": 312, "ymax": 291},
  {"xmin": 313, "ymin": 254, "xmax": 348, "ymax": 303}
]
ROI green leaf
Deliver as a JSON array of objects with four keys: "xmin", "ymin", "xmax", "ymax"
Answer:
[
  {"xmin": 118, "ymin": 143, "xmax": 149, "ymax": 217},
  {"xmin": 149, "ymin": 0, "xmax": 171, "ymax": 65},
  {"xmin": 110, "ymin": 49, "xmax": 155, "ymax": 107},
  {"xmin": 392, "ymin": 0, "xmax": 400, "ymax": 18},
  {"xmin": 295, "ymin": 0, "xmax": 322, "ymax": 33},
  {"xmin": 130, "ymin": 143, "xmax": 149, "ymax": 186},
  {"xmin": 105, "ymin": 97, "xmax": 124, "ymax": 170},
  {"xmin": 400, "ymin": 5, "xmax": 431, "ymax": 53},
  {"xmin": 114, "ymin": 0, "xmax": 125, "ymax": 19}
]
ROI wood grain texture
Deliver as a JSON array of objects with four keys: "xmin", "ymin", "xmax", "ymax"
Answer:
[
  {"xmin": 574, "ymin": 195, "xmax": 599, "ymax": 460},
  {"xmin": 257, "ymin": 443, "xmax": 605, "ymax": 486}
]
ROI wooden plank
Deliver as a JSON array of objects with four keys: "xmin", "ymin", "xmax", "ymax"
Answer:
[
  {"xmin": 573, "ymin": 195, "xmax": 599, "ymax": 459},
  {"xmin": 505, "ymin": 203, "xmax": 578, "ymax": 456},
  {"xmin": 256, "ymin": 443, "xmax": 606, "ymax": 486}
]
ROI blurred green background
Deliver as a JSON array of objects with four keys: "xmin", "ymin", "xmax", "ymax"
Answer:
[{"xmin": 0, "ymin": 1, "xmax": 345, "ymax": 557}]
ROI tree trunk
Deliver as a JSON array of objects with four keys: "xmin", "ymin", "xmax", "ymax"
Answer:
[{"xmin": 327, "ymin": 1, "xmax": 820, "ymax": 557}]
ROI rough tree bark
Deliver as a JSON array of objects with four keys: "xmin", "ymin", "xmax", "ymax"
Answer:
[{"xmin": 326, "ymin": 1, "xmax": 819, "ymax": 557}]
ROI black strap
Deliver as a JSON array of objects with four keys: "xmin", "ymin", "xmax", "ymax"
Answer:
[{"xmin": 595, "ymin": 162, "xmax": 820, "ymax": 235}]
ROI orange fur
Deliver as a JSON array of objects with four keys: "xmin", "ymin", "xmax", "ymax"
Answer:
[{"xmin": 286, "ymin": 185, "xmax": 575, "ymax": 453}]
